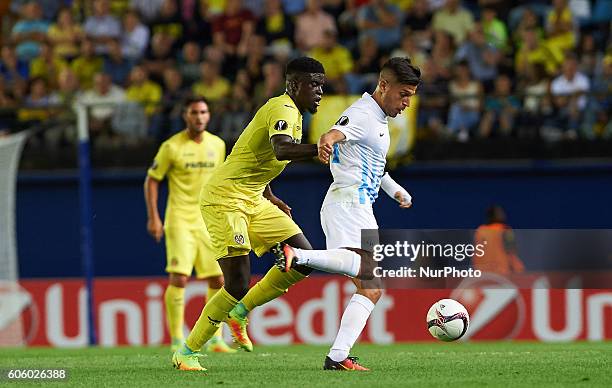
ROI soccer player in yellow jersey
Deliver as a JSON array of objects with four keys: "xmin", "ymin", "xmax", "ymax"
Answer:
[
  {"xmin": 145, "ymin": 97, "xmax": 235, "ymax": 354},
  {"xmin": 172, "ymin": 57, "xmax": 325, "ymax": 371}
]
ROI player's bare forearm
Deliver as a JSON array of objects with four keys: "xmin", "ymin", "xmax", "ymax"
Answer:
[
  {"xmin": 271, "ymin": 134, "xmax": 317, "ymax": 161},
  {"xmin": 263, "ymin": 184, "xmax": 292, "ymax": 217},
  {"xmin": 144, "ymin": 176, "xmax": 164, "ymax": 242},
  {"xmin": 318, "ymin": 129, "xmax": 346, "ymax": 164}
]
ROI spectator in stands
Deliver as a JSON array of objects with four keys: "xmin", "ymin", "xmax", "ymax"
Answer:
[
  {"xmin": 356, "ymin": 0, "xmax": 402, "ymax": 50},
  {"xmin": 10, "ymin": 1, "xmax": 49, "ymax": 61},
  {"xmin": 182, "ymin": 0, "xmax": 213, "ymax": 46},
  {"xmin": 404, "ymin": 0, "xmax": 433, "ymax": 50},
  {"xmin": 121, "ymin": 10, "xmax": 150, "ymax": 62},
  {"xmin": 219, "ymin": 82, "xmax": 253, "ymax": 144},
  {"xmin": 577, "ymin": 33, "xmax": 602, "ymax": 80},
  {"xmin": 47, "ymin": 7, "xmax": 84, "ymax": 61},
  {"xmin": 391, "ymin": 34, "xmax": 427, "ymax": 70},
  {"xmin": 455, "ymin": 23, "xmax": 501, "ymax": 92},
  {"xmin": 253, "ymin": 60, "xmax": 285, "ymax": 107},
  {"xmin": 256, "ymin": 0, "xmax": 294, "ymax": 47},
  {"xmin": 70, "ymin": 39, "xmax": 103, "ymax": 90},
  {"xmin": 309, "ymin": 29, "xmax": 353, "ymax": 93},
  {"xmin": 294, "ymin": 0, "xmax": 336, "ymax": 52},
  {"xmin": 549, "ymin": 54, "xmax": 590, "ymax": 139},
  {"xmin": 10, "ymin": 0, "xmax": 62, "ymax": 22},
  {"xmin": 178, "ymin": 41, "xmax": 202, "ymax": 87},
  {"xmin": 479, "ymin": 74, "xmax": 520, "ymax": 138},
  {"xmin": 346, "ymin": 35, "xmax": 380, "ymax": 94},
  {"xmin": 18, "ymin": 77, "xmax": 60, "ymax": 124},
  {"xmin": 149, "ymin": 0, "xmax": 184, "ymax": 45},
  {"xmin": 517, "ymin": 63, "xmax": 552, "ymax": 138},
  {"xmin": 0, "ymin": 44, "xmax": 29, "ymax": 90},
  {"xmin": 129, "ymin": 0, "xmax": 165, "ymax": 24},
  {"xmin": 357, "ymin": 0, "xmax": 403, "ymax": 53},
  {"xmin": 511, "ymin": 7, "xmax": 543, "ymax": 49},
  {"xmin": 191, "ymin": 60, "xmax": 231, "ymax": 105},
  {"xmin": 432, "ymin": 0, "xmax": 474, "ymax": 46},
  {"xmin": 481, "ymin": 7, "xmax": 508, "ymax": 52},
  {"xmin": 416, "ymin": 58, "xmax": 448, "ymax": 139},
  {"xmin": 103, "ymin": 39, "xmax": 134, "ymax": 87},
  {"xmin": 545, "ymin": 0, "xmax": 576, "ymax": 54},
  {"xmin": 430, "ymin": 30, "xmax": 455, "ymax": 80},
  {"xmin": 142, "ymin": 32, "xmax": 176, "ymax": 85},
  {"xmin": 29, "ymin": 42, "xmax": 67, "ymax": 89},
  {"xmin": 212, "ymin": 0, "xmax": 255, "ymax": 58},
  {"xmin": 242, "ymin": 35, "xmax": 269, "ymax": 87},
  {"xmin": 55, "ymin": 67, "xmax": 80, "ymax": 107},
  {"xmin": 158, "ymin": 67, "xmax": 190, "ymax": 137},
  {"xmin": 126, "ymin": 65, "xmax": 163, "ymax": 118},
  {"xmin": 446, "ymin": 61, "xmax": 482, "ymax": 141},
  {"xmin": 84, "ymin": 0, "xmax": 121, "ymax": 55},
  {"xmin": 79, "ymin": 72, "xmax": 126, "ymax": 143},
  {"xmin": 514, "ymin": 27, "xmax": 561, "ymax": 77}
]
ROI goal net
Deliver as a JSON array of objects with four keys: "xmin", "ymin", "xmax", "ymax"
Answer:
[{"xmin": 0, "ymin": 131, "xmax": 32, "ymax": 346}]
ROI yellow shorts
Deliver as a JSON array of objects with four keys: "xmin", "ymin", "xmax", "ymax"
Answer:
[
  {"xmin": 201, "ymin": 194, "xmax": 302, "ymax": 260},
  {"xmin": 164, "ymin": 227, "xmax": 223, "ymax": 278}
]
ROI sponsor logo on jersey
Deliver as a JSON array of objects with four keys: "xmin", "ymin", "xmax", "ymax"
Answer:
[
  {"xmin": 234, "ymin": 234, "xmax": 245, "ymax": 245},
  {"xmin": 275, "ymin": 120, "xmax": 288, "ymax": 131},
  {"xmin": 185, "ymin": 161, "xmax": 215, "ymax": 168},
  {"xmin": 335, "ymin": 116, "xmax": 349, "ymax": 126}
]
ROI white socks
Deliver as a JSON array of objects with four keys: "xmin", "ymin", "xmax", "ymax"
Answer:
[
  {"xmin": 328, "ymin": 294, "xmax": 375, "ymax": 362},
  {"xmin": 292, "ymin": 248, "xmax": 361, "ymax": 277}
]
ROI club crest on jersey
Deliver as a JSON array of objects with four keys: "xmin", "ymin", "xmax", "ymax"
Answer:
[
  {"xmin": 234, "ymin": 234, "xmax": 245, "ymax": 245},
  {"xmin": 275, "ymin": 120, "xmax": 288, "ymax": 131},
  {"xmin": 335, "ymin": 116, "xmax": 349, "ymax": 126}
]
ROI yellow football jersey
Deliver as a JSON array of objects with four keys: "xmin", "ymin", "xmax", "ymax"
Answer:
[
  {"xmin": 148, "ymin": 130, "xmax": 226, "ymax": 229},
  {"xmin": 202, "ymin": 93, "xmax": 303, "ymax": 202}
]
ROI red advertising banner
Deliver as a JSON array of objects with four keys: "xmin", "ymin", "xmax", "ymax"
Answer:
[{"xmin": 1, "ymin": 276, "xmax": 611, "ymax": 346}]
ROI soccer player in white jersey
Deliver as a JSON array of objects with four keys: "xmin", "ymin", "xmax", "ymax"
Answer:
[{"xmin": 277, "ymin": 57, "xmax": 421, "ymax": 371}]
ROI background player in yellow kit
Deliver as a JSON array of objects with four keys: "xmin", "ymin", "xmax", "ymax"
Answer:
[
  {"xmin": 144, "ymin": 97, "xmax": 235, "ymax": 353},
  {"xmin": 172, "ymin": 57, "xmax": 325, "ymax": 371}
]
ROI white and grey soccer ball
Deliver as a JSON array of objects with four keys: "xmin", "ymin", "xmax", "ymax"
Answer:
[{"xmin": 426, "ymin": 299, "xmax": 469, "ymax": 341}]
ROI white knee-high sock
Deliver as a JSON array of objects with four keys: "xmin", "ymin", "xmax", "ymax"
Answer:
[
  {"xmin": 328, "ymin": 294, "xmax": 375, "ymax": 362},
  {"xmin": 292, "ymin": 248, "xmax": 360, "ymax": 277}
]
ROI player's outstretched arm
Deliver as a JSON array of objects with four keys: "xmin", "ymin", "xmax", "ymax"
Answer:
[
  {"xmin": 270, "ymin": 134, "xmax": 317, "ymax": 161},
  {"xmin": 317, "ymin": 129, "xmax": 346, "ymax": 164},
  {"xmin": 380, "ymin": 172, "xmax": 412, "ymax": 208},
  {"xmin": 144, "ymin": 176, "xmax": 164, "ymax": 242}
]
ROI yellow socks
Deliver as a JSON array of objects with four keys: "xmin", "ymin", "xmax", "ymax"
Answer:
[
  {"xmin": 240, "ymin": 267, "xmax": 306, "ymax": 313},
  {"xmin": 164, "ymin": 285, "xmax": 185, "ymax": 341},
  {"xmin": 207, "ymin": 286, "xmax": 224, "ymax": 340},
  {"xmin": 186, "ymin": 287, "xmax": 237, "ymax": 351}
]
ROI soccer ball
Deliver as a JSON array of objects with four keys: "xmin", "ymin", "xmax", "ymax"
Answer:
[{"xmin": 426, "ymin": 299, "xmax": 469, "ymax": 341}]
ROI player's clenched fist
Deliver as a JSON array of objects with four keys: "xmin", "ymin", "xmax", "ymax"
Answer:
[{"xmin": 318, "ymin": 141, "xmax": 333, "ymax": 164}]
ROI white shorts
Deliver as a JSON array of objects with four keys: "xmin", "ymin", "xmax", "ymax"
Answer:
[{"xmin": 320, "ymin": 202, "xmax": 378, "ymax": 251}]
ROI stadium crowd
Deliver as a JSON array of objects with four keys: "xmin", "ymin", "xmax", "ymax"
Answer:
[{"xmin": 0, "ymin": 0, "xmax": 610, "ymax": 157}]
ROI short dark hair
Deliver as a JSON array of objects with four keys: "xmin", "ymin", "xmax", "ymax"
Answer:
[
  {"xmin": 381, "ymin": 57, "xmax": 421, "ymax": 86},
  {"xmin": 285, "ymin": 57, "xmax": 325, "ymax": 77},
  {"xmin": 183, "ymin": 96, "xmax": 210, "ymax": 112}
]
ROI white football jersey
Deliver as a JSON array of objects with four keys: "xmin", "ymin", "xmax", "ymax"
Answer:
[{"xmin": 323, "ymin": 93, "xmax": 389, "ymax": 206}]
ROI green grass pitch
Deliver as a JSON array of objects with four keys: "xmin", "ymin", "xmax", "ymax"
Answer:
[{"xmin": 0, "ymin": 342, "xmax": 610, "ymax": 387}]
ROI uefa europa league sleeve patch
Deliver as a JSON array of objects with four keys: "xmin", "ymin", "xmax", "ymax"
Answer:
[
  {"xmin": 335, "ymin": 116, "xmax": 349, "ymax": 126},
  {"xmin": 274, "ymin": 120, "xmax": 288, "ymax": 131}
]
